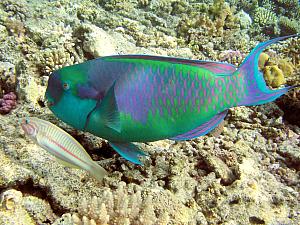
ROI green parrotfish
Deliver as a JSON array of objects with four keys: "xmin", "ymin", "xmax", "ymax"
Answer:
[{"xmin": 45, "ymin": 35, "xmax": 299, "ymax": 164}]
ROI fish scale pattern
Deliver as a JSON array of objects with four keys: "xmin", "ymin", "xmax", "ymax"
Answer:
[{"xmin": 115, "ymin": 61, "xmax": 227, "ymax": 125}]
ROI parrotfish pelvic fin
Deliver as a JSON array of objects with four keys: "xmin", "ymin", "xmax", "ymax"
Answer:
[
  {"xmin": 170, "ymin": 110, "xmax": 228, "ymax": 141},
  {"xmin": 237, "ymin": 34, "xmax": 299, "ymax": 106},
  {"xmin": 109, "ymin": 142, "xmax": 147, "ymax": 165},
  {"xmin": 85, "ymin": 82, "xmax": 121, "ymax": 133}
]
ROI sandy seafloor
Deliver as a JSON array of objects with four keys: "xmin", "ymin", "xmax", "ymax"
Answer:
[{"xmin": 0, "ymin": 0, "xmax": 300, "ymax": 224}]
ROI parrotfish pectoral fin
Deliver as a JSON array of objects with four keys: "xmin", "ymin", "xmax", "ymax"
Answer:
[
  {"xmin": 109, "ymin": 142, "xmax": 147, "ymax": 165},
  {"xmin": 85, "ymin": 82, "xmax": 121, "ymax": 133},
  {"xmin": 237, "ymin": 34, "xmax": 299, "ymax": 106},
  {"xmin": 170, "ymin": 110, "xmax": 228, "ymax": 141}
]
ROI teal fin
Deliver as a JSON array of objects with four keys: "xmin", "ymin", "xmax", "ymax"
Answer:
[
  {"xmin": 85, "ymin": 82, "xmax": 121, "ymax": 132},
  {"xmin": 109, "ymin": 142, "xmax": 147, "ymax": 165},
  {"xmin": 237, "ymin": 34, "xmax": 299, "ymax": 106},
  {"xmin": 169, "ymin": 110, "xmax": 228, "ymax": 141}
]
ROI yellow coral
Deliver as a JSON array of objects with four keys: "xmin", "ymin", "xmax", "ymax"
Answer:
[
  {"xmin": 263, "ymin": 65, "xmax": 286, "ymax": 88},
  {"xmin": 278, "ymin": 59, "xmax": 294, "ymax": 77},
  {"xmin": 259, "ymin": 52, "xmax": 270, "ymax": 70}
]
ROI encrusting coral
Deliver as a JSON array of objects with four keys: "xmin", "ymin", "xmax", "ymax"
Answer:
[
  {"xmin": 263, "ymin": 65, "xmax": 286, "ymax": 88},
  {"xmin": 259, "ymin": 52, "xmax": 295, "ymax": 88},
  {"xmin": 0, "ymin": 92, "xmax": 17, "ymax": 114}
]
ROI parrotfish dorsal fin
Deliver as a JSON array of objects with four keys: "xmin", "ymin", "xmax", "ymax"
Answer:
[
  {"xmin": 169, "ymin": 110, "xmax": 228, "ymax": 141},
  {"xmin": 109, "ymin": 142, "xmax": 147, "ymax": 165},
  {"xmin": 105, "ymin": 55, "xmax": 236, "ymax": 74},
  {"xmin": 85, "ymin": 82, "xmax": 121, "ymax": 133}
]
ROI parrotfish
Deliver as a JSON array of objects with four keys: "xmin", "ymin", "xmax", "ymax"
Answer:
[
  {"xmin": 20, "ymin": 117, "xmax": 108, "ymax": 181},
  {"xmin": 45, "ymin": 35, "xmax": 299, "ymax": 164}
]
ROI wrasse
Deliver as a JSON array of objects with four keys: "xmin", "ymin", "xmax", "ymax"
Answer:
[
  {"xmin": 20, "ymin": 117, "xmax": 107, "ymax": 181},
  {"xmin": 45, "ymin": 35, "xmax": 300, "ymax": 164}
]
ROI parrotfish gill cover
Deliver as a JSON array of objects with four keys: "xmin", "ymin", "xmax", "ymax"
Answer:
[{"xmin": 45, "ymin": 35, "xmax": 299, "ymax": 165}]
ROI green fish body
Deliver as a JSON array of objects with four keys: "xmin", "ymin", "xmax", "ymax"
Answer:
[{"xmin": 45, "ymin": 35, "xmax": 299, "ymax": 164}]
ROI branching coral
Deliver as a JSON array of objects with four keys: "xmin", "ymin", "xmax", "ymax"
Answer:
[
  {"xmin": 37, "ymin": 48, "xmax": 75, "ymax": 75},
  {"xmin": 278, "ymin": 16, "xmax": 300, "ymax": 36},
  {"xmin": 219, "ymin": 50, "xmax": 246, "ymax": 65},
  {"xmin": 253, "ymin": 7, "xmax": 277, "ymax": 27},
  {"xmin": 274, "ymin": 0, "xmax": 298, "ymax": 9},
  {"xmin": 73, "ymin": 182, "xmax": 169, "ymax": 225},
  {"xmin": 281, "ymin": 37, "xmax": 300, "ymax": 66},
  {"xmin": 0, "ymin": 0, "xmax": 30, "ymax": 21},
  {"xmin": 176, "ymin": 0, "xmax": 248, "ymax": 57}
]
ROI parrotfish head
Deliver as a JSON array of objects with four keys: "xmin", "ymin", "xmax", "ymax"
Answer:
[
  {"xmin": 45, "ymin": 70, "xmax": 64, "ymax": 106},
  {"xmin": 45, "ymin": 65, "xmax": 98, "ymax": 131}
]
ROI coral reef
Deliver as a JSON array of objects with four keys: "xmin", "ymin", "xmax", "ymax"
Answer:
[
  {"xmin": 253, "ymin": 7, "xmax": 277, "ymax": 27},
  {"xmin": 0, "ymin": 0, "xmax": 299, "ymax": 224}
]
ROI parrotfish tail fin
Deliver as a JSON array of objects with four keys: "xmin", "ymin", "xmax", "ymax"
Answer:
[
  {"xmin": 109, "ymin": 142, "xmax": 148, "ymax": 165},
  {"xmin": 237, "ymin": 34, "xmax": 299, "ymax": 106},
  {"xmin": 88, "ymin": 161, "xmax": 108, "ymax": 181}
]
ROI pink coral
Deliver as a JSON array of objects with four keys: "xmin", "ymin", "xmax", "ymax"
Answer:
[{"xmin": 0, "ymin": 92, "xmax": 17, "ymax": 114}]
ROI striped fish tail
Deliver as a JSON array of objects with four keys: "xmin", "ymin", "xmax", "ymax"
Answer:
[
  {"xmin": 236, "ymin": 34, "xmax": 299, "ymax": 106},
  {"xmin": 88, "ymin": 161, "xmax": 108, "ymax": 181}
]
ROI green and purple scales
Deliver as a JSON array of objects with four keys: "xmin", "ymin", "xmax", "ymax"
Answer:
[{"xmin": 45, "ymin": 35, "xmax": 299, "ymax": 164}]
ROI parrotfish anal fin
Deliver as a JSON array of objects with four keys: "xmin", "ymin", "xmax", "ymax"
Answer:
[
  {"xmin": 109, "ymin": 142, "xmax": 147, "ymax": 165},
  {"xmin": 106, "ymin": 55, "xmax": 236, "ymax": 74},
  {"xmin": 85, "ymin": 82, "xmax": 121, "ymax": 132},
  {"xmin": 169, "ymin": 110, "xmax": 228, "ymax": 141}
]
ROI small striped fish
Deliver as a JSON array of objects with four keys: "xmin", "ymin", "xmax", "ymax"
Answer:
[{"xmin": 20, "ymin": 117, "xmax": 107, "ymax": 181}]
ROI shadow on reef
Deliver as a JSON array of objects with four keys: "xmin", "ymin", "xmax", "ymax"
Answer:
[{"xmin": 276, "ymin": 89, "xmax": 300, "ymax": 126}]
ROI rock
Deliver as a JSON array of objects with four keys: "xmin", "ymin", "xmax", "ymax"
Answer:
[
  {"xmin": 0, "ymin": 189, "xmax": 35, "ymax": 225},
  {"xmin": 198, "ymin": 149, "xmax": 236, "ymax": 185},
  {"xmin": 82, "ymin": 24, "xmax": 116, "ymax": 57}
]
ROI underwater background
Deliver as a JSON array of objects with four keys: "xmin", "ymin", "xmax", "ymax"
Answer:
[{"xmin": 0, "ymin": 0, "xmax": 299, "ymax": 224}]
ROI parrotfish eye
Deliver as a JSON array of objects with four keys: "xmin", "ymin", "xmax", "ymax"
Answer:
[
  {"xmin": 63, "ymin": 82, "xmax": 70, "ymax": 91},
  {"xmin": 25, "ymin": 118, "xmax": 30, "ymax": 124}
]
